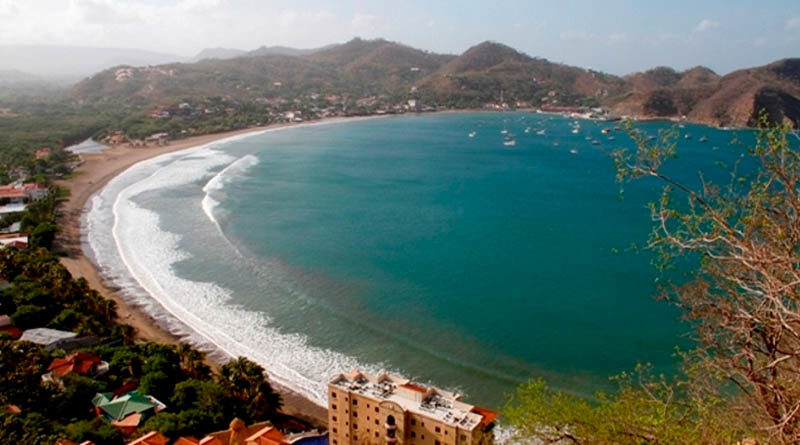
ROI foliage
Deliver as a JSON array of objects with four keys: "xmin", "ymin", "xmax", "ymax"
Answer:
[{"xmin": 504, "ymin": 365, "xmax": 747, "ymax": 444}]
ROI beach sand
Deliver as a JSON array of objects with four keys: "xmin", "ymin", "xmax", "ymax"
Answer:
[{"xmin": 56, "ymin": 123, "xmax": 329, "ymax": 426}]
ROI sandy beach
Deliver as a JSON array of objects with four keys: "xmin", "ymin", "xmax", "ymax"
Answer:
[{"xmin": 56, "ymin": 122, "xmax": 330, "ymax": 425}]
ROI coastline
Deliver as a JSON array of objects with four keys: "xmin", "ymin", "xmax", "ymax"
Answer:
[{"xmin": 56, "ymin": 120, "xmax": 341, "ymax": 426}]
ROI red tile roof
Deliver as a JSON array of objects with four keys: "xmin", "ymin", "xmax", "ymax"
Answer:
[
  {"xmin": 174, "ymin": 438, "xmax": 200, "ymax": 445},
  {"xmin": 245, "ymin": 426, "xmax": 286, "ymax": 445},
  {"xmin": 127, "ymin": 431, "xmax": 169, "ymax": 445},
  {"xmin": 47, "ymin": 352, "xmax": 102, "ymax": 377},
  {"xmin": 0, "ymin": 325, "xmax": 23, "ymax": 339},
  {"xmin": 471, "ymin": 406, "xmax": 498, "ymax": 428}
]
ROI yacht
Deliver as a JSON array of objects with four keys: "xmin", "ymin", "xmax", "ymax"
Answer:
[
  {"xmin": 503, "ymin": 134, "xmax": 517, "ymax": 147},
  {"xmin": 699, "ymin": 136, "xmax": 708, "ymax": 142},
  {"xmin": 468, "ymin": 131, "xmax": 477, "ymax": 138},
  {"xmin": 536, "ymin": 129, "xmax": 546, "ymax": 136}
]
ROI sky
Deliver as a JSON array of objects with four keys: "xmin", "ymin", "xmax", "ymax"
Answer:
[{"xmin": 0, "ymin": 0, "xmax": 799, "ymax": 75}]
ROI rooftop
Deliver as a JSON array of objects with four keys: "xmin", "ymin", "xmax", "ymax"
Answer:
[
  {"xmin": 330, "ymin": 370, "xmax": 495, "ymax": 431},
  {"xmin": 20, "ymin": 328, "xmax": 77, "ymax": 345}
]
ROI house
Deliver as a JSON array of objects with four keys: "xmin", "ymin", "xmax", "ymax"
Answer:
[
  {"xmin": 178, "ymin": 418, "xmax": 278, "ymax": 445},
  {"xmin": 20, "ymin": 328, "xmax": 78, "ymax": 351},
  {"xmin": 127, "ymin": 431, "xmax": 169, "ymax": 445},
  {"xmin": 0, "ymin": 314, "xmax": 23, "ymax": 339},
  {"xmin": 43, "ymin": 352, "xmax": 109, "ymax": 383},
  {"xmin": 92, "ymin": 391, "xmax": 167, "ymax": 427},
  {"xmin": 145, "ymin": 133, "xmax": 170, "ymax": 146},
  {"xmin": 0, "ymin": 233, "xmax": 28, "ymax": 249},
  {"xmin": 245, "ymin": 426, "xmax": 287, "ymax": 445},
  {"xmin": 55, "ymin": 440, "xmax": 97, "ymax": 445}
]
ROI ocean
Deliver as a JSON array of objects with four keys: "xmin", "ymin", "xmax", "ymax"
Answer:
[{"xmin": 85, "ymin": 112, "xmax": 756, "ymax": 410}]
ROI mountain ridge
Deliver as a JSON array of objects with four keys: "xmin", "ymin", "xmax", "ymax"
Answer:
[{"xmin": 67, "ymin": 38, "xmax": 800, "ymax": 128}]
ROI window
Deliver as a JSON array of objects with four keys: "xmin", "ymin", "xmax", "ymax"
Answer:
[
  {"xmin": 332, "ymin": 404, "xmax": 337, "ymax": 410},
  {"xmin": 353, "ymin": 423, "xmax": 358, "ymax": 430},
  {"xmin": 421, "ymin": 434, "xmax": 425, "ymax": 440},
  {"xmin": 411, "ymin": 419, "xmax": 416, "ymax": 426},
  {"xmin": 421, "ymin": 422, "xmax": 425, "ymax": 427},
  {"xmin": 375, "ymin": 432, "xmax": 379, "ymax": 438},
  {"xmin": 331, "ymin": 392, "xmax": 337, "ymax": 398},
  {"xmin": 411, "ymin": 432, "xmax": 416, "ymax": 438},
  {"xmin": 367, "ymin": 416, "xmax": 370, "ymax": 420},
  {"xmin": 332, "ymin": 428, "xmax": 337, "ymax": 434},
  {"xmin": 332, "ymin": 416, "xmax": 337, "ymax": 422},
  {"xmin": 353, "ymin": 399, "xmax": 358, "ymax": 405},
  {"xmin": 375, "ymin": 420, "xmax": 379, "ymax": 425},
  {"xmin": 375, "ymin": 407, "xmax": 379, "ymax": 413},
  {"xmin": 435, "ymin": 427, "xmax": 441, "ymax": 433},
  {"xmin": 353, "ymin": 411, "xmax": 358, "ymax": 418},
  {"xmin": 435, "ymin": 441, "xmax": 441, "ymax": 445},
  {"xmin": 461, "ymin": 434, "xmax": 467, "ymax": 441},
  {"xmin": 333, "ymin": 441, "xmax": 337, "ymax": 445}
]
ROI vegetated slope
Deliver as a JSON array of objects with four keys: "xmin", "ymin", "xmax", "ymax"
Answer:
[
  {"xmin": 67, "ymin": 38, "xmax": 800, "ymax": 127},
  {"xmin": 416, "ymin": 41, "xmax": 627, "ymax": 107},
  {"xmin": 192, "ymin": 47, "xmax": 248, "ymax": 61},
  {"xmin": 609, "ymin": 60, "xmax": 800, "ymax": 127}
]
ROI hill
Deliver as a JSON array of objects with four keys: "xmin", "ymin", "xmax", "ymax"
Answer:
[
  {"xmin": 65, "ymin": 38, "xmax": 800, "ymax": 128},
  {"xmin": 192, "ymin": 47, "xmax": 247, "ymax": 61}
]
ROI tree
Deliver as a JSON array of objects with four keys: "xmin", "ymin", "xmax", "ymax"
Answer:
[
  {"xmin": 218, "ymin": 357, "xmax": 282, "ymax": 422},
  {"xmin": 29, "ymin": 222, "xmax": 56, "ymax": 250},
  {"xmin": 612, "ymin": 117, "xmax": 800, "ymax": 442}
]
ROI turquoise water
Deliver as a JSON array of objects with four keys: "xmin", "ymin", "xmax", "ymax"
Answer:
[{"xmin": 90, "ymin": 112, "xmax": 756, "ymax": 410}]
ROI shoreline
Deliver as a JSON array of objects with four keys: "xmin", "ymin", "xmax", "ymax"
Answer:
[{"xmin": 55, "ymin": 119, "xmax": 346, "ymax": 426}]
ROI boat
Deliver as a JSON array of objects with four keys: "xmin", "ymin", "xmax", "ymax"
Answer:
[
  {"xmin": 500, "ymin": 129, "xmax": 508, "ymax": 135},
  {"xmin": 585, "ymin": 135, "xmax": 592, "ymax": 141},
  {"xmin": 468, "ymin": 131, "xmax": 477, "ymax": 138},
  {"xmin": 571, "ymin": 128, "xmax": 579, "ymax": 134},
  {"xmin": 524, "ymin": 127, "xmax": 531, "ymax": 134},
  {"xmin": 684, "ymin": 133, "xmax": 692, "ymax": 139},
  {"xmin": 601, "ymin": 128, "xmax": 610, "ymax": 134},
  {"xmin": 553, "ymin": 141, "xmax": 560, "ymax": 147},
  {"xmin": 569, "ymin": 148, "xmax": 578, "ymax": 154},
  {"xmin": 699, "ymin": 136, "xmax": 708, "ymax": 142},
  {"xmin": 607, "ymin": 135, "xmax": 616, "ymax": 141},
  {"xmin": 536, "ymin": 129, "xmax": 546, "ymax": 136},
  {"xmin": 591, "ymin": 139, "xmax": 601, "ymax": 145},
  {"xmin": 503, "ymin": 134, "xmax": 517, "ymax": 147}
]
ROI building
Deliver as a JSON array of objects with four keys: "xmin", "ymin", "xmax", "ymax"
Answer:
[
  {"xmin": 43, "ymin": 352, "xmax": 109, "ymax": 383},
  {"xmin": 20, "ymin": 328, "xmax": 78, "ymax": 351},
  {"xmin": 328, "ymin": 370, "xmax": 496, "ymax": 445},
  {"xmin": 176, "ymin": 418, "xmax": 283, "ymax": 445},
  {"xmin": 127, "ymin": 431, "xmax": 169, "ymax": 445},
  {"xmin": 0, "ymin": 314, "xmax": 22, "ymax": 339}
]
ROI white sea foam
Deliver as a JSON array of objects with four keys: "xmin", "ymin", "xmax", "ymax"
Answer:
[
  {"xmin": 202, "ymin": 154, "xmax": 259, "ymax": 239},
  {"xmin": 85, "ymin": 123, "xmax": 386, "ymax": 407}
]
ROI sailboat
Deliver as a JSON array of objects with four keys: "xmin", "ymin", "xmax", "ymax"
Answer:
[{"xmin": 503, "ymin": 134, "xmax": 517, "ymax": 147}]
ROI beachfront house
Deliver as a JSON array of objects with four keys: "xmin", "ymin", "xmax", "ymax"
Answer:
[
  {"xmin": 0, "ymin": 183, "xmax": 48, "ymax": 215},
  {"xmin": 42, "ymin": 352, "xmax": 109, "ymax": 384},
  {"xmin": 0, "ymin": 232, "xmax": 29, "ymax": 249},
  {"xmin": 19, "ymin": 328, "xmax": 99, "ymax": 351}
]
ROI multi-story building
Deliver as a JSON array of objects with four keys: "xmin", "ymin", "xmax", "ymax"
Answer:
[{"xmin": 328, "ymin": 370, "xmax": 497, "ymax": 445}]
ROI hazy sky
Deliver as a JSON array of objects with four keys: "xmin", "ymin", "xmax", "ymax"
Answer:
[{"xmin": 1, "ymin": 0, "xmax": 799, "ymax": 75}]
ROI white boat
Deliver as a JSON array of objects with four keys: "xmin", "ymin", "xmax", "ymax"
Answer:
[
  {"xmin": 699, "ymin": 136, "xmax": 708, "ymax": 142},
  {"xmin": 571, "ymin": 128, "xmax": 579, "ymax": 134},
  {"xmin": 684, "ymin": 133, "xmax": 692, "ymax": 139},
  {"xmin": 601, "ymin": 128, "xmax": 610, "ymax": 134},
  {"xmin": 500, "ymin": 129, "xmax": 508, "ymax": 135},
  {"xmin": 503, "ymin": 135, "xmax": 517, "ymax": 147},
  {"xmin": 468, "ymin": 131, "xmax": 477, "ymax": 138},
  {"xmin": 536, "ymin": 129, "xmax": 546, "ymax": 135},
  {"xmin": 569, "ymin": 148, "xmax": 578, "ymax": 154},
  {"xmin": 524, "ymin": 127, "xmax": 531, "ymax": 133}
]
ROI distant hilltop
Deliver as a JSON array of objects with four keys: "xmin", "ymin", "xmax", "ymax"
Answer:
[{"xmin": 66, "ymin": 38, "xmax": 800, "ymax": 128}]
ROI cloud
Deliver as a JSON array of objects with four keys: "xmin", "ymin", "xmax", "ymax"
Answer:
[
  {"xmin": 607, "ymin": 32, "xmax": 628, "ymax": 45},
  {"xmin": 787, "ymin": 17, "xmax": 800, "ymax": 32},
  {"xmin": 694, "ymin": 19, "xmax": 718, "ymax": 32}
]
